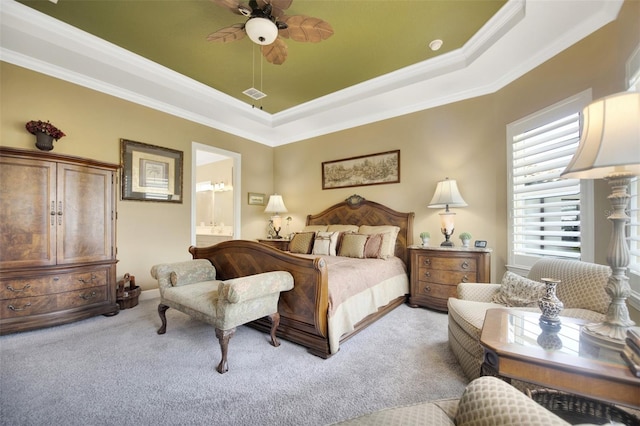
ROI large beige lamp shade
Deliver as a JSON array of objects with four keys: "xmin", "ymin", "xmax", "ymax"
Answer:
[
  {"xmin": 560, "ymin": 91, "xmax": 640, "ymax": 349},
  {"xmin": 428, "ymin": 178, "xmax": 468, "ymax": 246},
  {"xmin": 264, "ymin": 194, "xmax": 288, "ymax": 239}
]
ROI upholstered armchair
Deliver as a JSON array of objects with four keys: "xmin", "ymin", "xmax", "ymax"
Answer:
[{"xmin": 150, "ymin": 259, "xmax": 294, "ymax": 374}]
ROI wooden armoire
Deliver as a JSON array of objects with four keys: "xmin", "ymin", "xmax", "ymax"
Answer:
[{"xmin": 0, "ymin": 147, "xmax": 119, "ymax": 334}]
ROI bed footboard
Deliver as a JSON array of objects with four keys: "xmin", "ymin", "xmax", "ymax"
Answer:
[{"xmin": 189, "ymin": 240, "xmax": 332, "ymax": 357}]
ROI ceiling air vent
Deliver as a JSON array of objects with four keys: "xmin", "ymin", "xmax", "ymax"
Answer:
[{"xmin": 243, "ymin": 87, "xmax": 267, "ymax": 100}]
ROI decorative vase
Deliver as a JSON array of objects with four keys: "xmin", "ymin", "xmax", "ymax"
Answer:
[
  {"xmin": 421, "ymin": 238, "xmax": 430, "ymax": 246},
  {"xmin": 35, "ymin": 132, "xmax": 55, "ymax": 151},
  {"xmin": 537, "ymin": 328, "xmax": 563, "ymax": 350},
  {"xmin": 461, "ymin": 239, "xmax": 470, "ymax": 248},
  {"xmin": 538, "ymin": 278, "xmax": 563, "ymax": 330}
]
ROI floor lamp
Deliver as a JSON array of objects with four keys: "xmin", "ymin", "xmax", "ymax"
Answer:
[{"xmin": 560, "ymin": 91, "xmax": 640, "ymax": 350}]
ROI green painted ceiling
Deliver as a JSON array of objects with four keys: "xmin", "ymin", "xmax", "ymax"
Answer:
[{"xmin": 18, "ymin": 0, "xmax": 506, "ymax": 114}]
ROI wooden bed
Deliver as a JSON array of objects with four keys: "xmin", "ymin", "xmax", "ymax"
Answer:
[{"xmin": 189, "ymin": 194, "xmax": 414, "ymax": 358}]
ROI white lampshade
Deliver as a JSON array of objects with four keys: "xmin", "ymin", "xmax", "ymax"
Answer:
[
  {"xmin": 264, "ymin": 194, "xmax": 288, "ymax": 214},
  {"xmin": 560, "ymin": 92, "xmax": 640, "ymax": 179},
  {"xmin": 428, "ymin": 178, "xmax": 468, "ymax": 209},
  {"xmin": 245, "ymin": 17, "xmax": 278, "ymax": 45}
]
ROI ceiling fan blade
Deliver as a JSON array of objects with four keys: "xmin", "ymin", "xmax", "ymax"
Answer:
[
  {"xmin": 261, "ymin": 37, "xmax": 288, "ymax": 65},
  {"xmin": 279, "ymin": 15, "xmax": 334, "ymax": 43},
  {"xmin": 257, "ymin": 0, "xmax": 291, "ymax": 18},
  {"xmin": 206, "ymin": 24, "xmax": 247, "ymax": 43},
  {"xmin": 211, "ymin": 0, "xmax": 247, "ymax": 15}
]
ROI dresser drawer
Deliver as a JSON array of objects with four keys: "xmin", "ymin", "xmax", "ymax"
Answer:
[
  {"xmin": 417, "ymin": 269, "xmax": 476, "ymax": 285},
  {"xmin": 0, "ymin": 285, "xmax": 108, "ymax": 319},
  {"xmin": 0, "ymin": 269, "xmax": 108, "ymax": 300},
  {"xmin": 413, "ymin": 282, "xmax": 454, "ymax": 300},
  {"xmin": 416, "ymin": 255, "xmax": 477, "ymax": 272}
]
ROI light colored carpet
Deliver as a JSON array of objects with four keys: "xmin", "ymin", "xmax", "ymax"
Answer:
[{"xmin": 0, "ymin": 298, "xmax": 467, "ymax": 425}]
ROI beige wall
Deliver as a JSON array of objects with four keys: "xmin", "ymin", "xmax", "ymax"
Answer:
[
  {"xmin": 1, "ymin": 0, "xmax": 638, "ymax": 317},
  {"xmin": 0, "ymin": 64, "xmax": 274, "ymax": 291},
  {"xmin": 274, "ymin": 0, "xmax": 639, "ymax": 291}
]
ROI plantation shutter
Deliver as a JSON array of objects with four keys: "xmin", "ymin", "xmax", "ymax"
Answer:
[
  {"xmin": 511, "ymin": 113, "xmax": 582, "ymax": 265},
  {"xmin": 630, "ymin": 177, "xmax": 639, "ymax": 276}
]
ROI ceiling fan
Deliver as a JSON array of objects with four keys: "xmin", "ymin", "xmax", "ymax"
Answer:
[{"xmin": 207, "ymin": 0, "xmax": 334, "ymax": 65}]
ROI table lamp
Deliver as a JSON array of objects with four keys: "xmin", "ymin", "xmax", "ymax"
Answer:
[
  {"xmin": 428, "ymin": 178, "xmax": 468, "ymax": 246},
  {"xmin": 560, "ymin": 91, "xmax": 640, "ymax": 350},
  {"xmin": 264, "ymin": 194, "xmax": 288, "ymax": 239}
]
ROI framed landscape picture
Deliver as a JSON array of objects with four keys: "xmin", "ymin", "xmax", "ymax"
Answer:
[
  {"xmin": 120, "ymin": 139, "xmax": 183, "ymax": 203},
  {"xmin": 322, "ymin": 150, "xmax": 400, "ymax": 190}
]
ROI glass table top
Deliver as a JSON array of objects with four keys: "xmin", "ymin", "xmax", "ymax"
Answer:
[{"xmin": 504, "ymin": 310, "xmax": 626, "ymax": 367}]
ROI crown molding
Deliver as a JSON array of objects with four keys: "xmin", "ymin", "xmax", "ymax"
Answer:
[{"xmin": 0, "ymin": 0, "xmax": 623, "ymax": 147}]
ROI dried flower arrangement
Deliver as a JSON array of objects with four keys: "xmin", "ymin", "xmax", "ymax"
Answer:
[{"xmin": 25, "ymin": 120, "xmax": 66, "ymax": 140}]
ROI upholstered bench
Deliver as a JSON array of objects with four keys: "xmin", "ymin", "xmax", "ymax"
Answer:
[
  {"xmin": 334, "ymin": 376, "xmax": 572, "ymax": 425},
  {"xmin": 150, "ymin": 259, "xmax": 294, "ymax": 373}
]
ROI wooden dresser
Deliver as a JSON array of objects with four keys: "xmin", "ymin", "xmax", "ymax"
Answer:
[
  {"xmin": 408, "ymin": 245, "xmax": 492, "ymax": 312},
  {"xmin": 0, "ymin": 147, "xmax": 119, "ymax": 334}
]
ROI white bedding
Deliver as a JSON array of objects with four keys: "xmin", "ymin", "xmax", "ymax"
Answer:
[{"xmin": 297, "ymin": 254, "xmax": 409, "ymax": 354}]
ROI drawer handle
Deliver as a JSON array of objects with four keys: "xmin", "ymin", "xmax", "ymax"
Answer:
[
  {"xmin": 79, "ymin": 291, "xmax": 97, "ymax": 300},
  {"xmin": 423, "ymin": 258, "xmax": 431, "ymax": 266},
  {"xmin": 423, "ymin": 271, "xmax": 431, "ymax": 278},
  {"xmin": 424, "ymin": 286, "xmax": 431, "ymax": 293},
  {"xmin": 462, "ymin": 275, "xmax": 469, "ymax": 283},
  {"xmin": 7, "ymin": 284, "xmax": 31, "ymax": 293},
  {"xmin": 461, "ymin": 261, "xmax": 469, "ymax": 269},
  {"xmin": 8, "ymin": 302, "xmax": 32, "ymax": 312},
  {"xmin": 78, "ymin": 274, "xmax": 97, "ymax": 284}
]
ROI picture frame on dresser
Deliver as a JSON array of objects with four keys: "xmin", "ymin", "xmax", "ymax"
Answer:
[{"xmin": 120, "ymin": 139, "xmax": 183, "ymax": 203}]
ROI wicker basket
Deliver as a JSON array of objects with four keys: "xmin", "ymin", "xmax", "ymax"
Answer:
[
  {"xmin": 116, "ymin": 285, "xmax": 141, "ymax": 309},
  {"xmin": 527, "ymin": 389, "xmax": 639, "ymax": 425}
]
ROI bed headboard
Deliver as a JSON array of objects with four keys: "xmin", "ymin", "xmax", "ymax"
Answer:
[{"xmin": 306, "ymin": 194, "xmax": 415, "ymax": 265}]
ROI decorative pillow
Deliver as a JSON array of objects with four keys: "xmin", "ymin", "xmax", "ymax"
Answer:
[
  {"xmin": 363, "ymin": 233, "xmax": 384, "ymax": 259},
  {"xmin": 358, "ymin": 225, "xmax": 400, "ymax": 258},
  {"xmin": 302, "ymin": 225, "xmax": 328, "ymax": 233},
  {"xmin": 327, "ymin": 224, "xmax": 360, "ymax": 233},
  {"xmin": 289, "ymin": 232, "xmax": 315, "ymax": 254},
  {"xmin": 337, "ymin": 233, "xmax": 368, "ymax": 259},
  {"xmin": 492, "ymin": 271, "xmax": 546, "ymax": 307},
  {"xmin": 169, "ymin": 266, "xmax": 216, "ymax": 287},
  {"xmin": 312, "ymin": 231, "xmax": 340, "ymax": 256}
]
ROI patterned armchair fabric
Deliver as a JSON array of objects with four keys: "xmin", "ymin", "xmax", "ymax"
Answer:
[
  {"xmin": 335, "ymin": 376, "xmax": 570, "ymax": 425},
  {"xmin": 150, "ymin": 260, "xmax": 294, "ymax": 373},
  {"xmin": 448, "ymin": 259, "xmax": 610, "ymax": 381}
]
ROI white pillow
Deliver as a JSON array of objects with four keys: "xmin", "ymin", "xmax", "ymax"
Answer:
[
  {"xmin": 302, "ymin": 225, "xmax": 328, "ymax": 233},
  {"xmin": 358, "ymin": 225, "xmax": 400, "ymax": 258},
  {"xmin": 327, "ymin": 224, "xmax": 359, "ymax": 233},
  {"xmin": 492, "ymin": 271, "xmax": 545, "ymax": 307},
  {"xmin": 312, "ymin": 231, "xmax": 340, "ymax": 256}
]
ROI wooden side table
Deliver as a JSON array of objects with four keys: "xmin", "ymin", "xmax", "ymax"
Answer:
[
  {"xmin": 408, "ymin": 245, "xmax": 491, "ymax": 312},
  {"xmin": 257, "ymin": 239, "xmax": 290, "ymax": 251}
]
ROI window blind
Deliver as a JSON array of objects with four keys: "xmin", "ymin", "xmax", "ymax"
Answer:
[{"xmin": 511, "ymin": 113, "xmax": 582, "ymax": 261}]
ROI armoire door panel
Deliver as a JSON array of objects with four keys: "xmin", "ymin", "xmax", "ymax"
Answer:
[
  {"xmin": 57, "ymin": 164, "xmax": 114, "ymax": 264},
  {"xmin": 0, "ymin": 157, "xmax": 57, "ymax": 269}
]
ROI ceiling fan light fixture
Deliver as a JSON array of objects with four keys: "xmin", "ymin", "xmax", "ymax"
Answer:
[{"xmin": 245, "ymin": 17, "xmax": 278, "ymax": 45}]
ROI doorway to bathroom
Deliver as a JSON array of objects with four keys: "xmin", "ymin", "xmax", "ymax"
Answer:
[{"xmin": 191, "ymin": 142, "xmax": 241, "ymax": 246}]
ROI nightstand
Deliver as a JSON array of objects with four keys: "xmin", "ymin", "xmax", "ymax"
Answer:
[
  {"xmin": 257, "ymin": 238, "xmax": 290, "ymax": 251},
  {"xmin": 408, "ymin": 245, "xmax": 492, "ymax": 312}
]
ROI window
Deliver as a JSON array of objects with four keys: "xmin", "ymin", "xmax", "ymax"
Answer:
[
  {"xmin": 627, "ymin": 44, "xmax": 640, "ymax": 305},
  {"xmin": 507, "ymin": 90, "xmax": 593, "ymax": 272}
]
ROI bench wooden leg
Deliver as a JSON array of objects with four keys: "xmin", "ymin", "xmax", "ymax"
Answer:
[
  {"xmin": 157, "ymin": 304, "xmax": 170, "ymax": 335},
  {"xmin": 215, "ymin": 327, "xmax": 235, "ymax": 374},
  {"xmin": 268, "ymin": 312, "xmax": 280, "ymax": 347}
]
